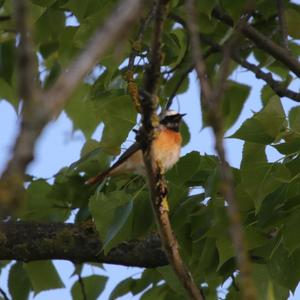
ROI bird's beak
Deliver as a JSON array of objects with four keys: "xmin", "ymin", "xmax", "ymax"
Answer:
[{"xmin": 180, "ymin": 113, "xmax": 186, "ymax": 117}]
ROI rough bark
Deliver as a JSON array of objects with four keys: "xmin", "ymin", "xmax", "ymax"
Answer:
[{"xmin": 0, "ymin": 221, "xmax": 167, "ymax": 268}]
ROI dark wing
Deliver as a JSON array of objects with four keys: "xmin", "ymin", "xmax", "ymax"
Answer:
[{"xmin": 85, "ymin": 142, "xmax": 141, "ymax": 185}]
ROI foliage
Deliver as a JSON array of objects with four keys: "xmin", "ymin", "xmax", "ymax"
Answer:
[{"xmin": 1, "ymin": 0, "xmax": 300, "ymax": 299}]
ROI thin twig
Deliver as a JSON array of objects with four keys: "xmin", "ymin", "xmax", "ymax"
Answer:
[
  {"xmin": 165, "ymin": 65, "xmax": 193, "ymax": 110},
  {"xmin": 235, "ymin": 55, "xmax": 300, "ymax": 101},
  {"xmin": 186, "ymin": 1, "xmax": 257, "ymax": 300},
  {"xmin": 77, "ymin": 273, "xmax": 87, "ymax": 300},
  {"xmin": 165, "ymin": 45, "xmax": 219, "ymax": 110},
  {"xmin": 126, "ymin": 3, "xmax": 157, "ymax": 113},
  {"xmin": 0, "ymin": 288, "xmax": 10, "ymax": 300},
  {"xmin": 140, "ymin": 0, "xmax": 204, "ymax": 299},
  {"xmin": 199, "ymin": 38, "xmax": 300, "ymax": 102},
  {"xmin": 212, "ymin": 7, "xmax": 300, "ymax": 78},
  {"xmin": 0, "ymin": 0, "xmax": 146, "ymax": 212},
  {"xmin": 128, "ymin": 5, "xmax": 156, "ymax": 70},
  {"xmin": 276, "ymin": 0, "xmax": 289, "ymax": 51}
]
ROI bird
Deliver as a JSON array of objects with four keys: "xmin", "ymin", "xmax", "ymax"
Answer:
[{"xmin": 85, "ymin": 110, "xmax": 186, "ymax": 185}]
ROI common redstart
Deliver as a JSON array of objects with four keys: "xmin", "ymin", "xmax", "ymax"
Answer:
[{"xmin": 85, "ymin": 110, "xmax": 185, "ymax": 185}]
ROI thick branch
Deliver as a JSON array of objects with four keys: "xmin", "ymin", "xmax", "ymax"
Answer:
[
  {"xmin": 212, "ymin": 7, "xmax": 300, "ymax": 78},
  {"xmin": 0, "ymin": 0, "xmax": 40, "ymax": 213},
  {"xmin": 140, "ymin": 1, "xmax": 203, "ymax": 299},
  {"xmin": 0, "ymin": 221, "xmax": 167, "ymax": 268},
  {"xmin": 186, "ymin": 1, "xmax": 257, "ymax": 299}
]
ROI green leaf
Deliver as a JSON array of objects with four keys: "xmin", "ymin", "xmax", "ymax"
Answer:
[
  {"xmin": 282, "ymin": 208, "xmax": 300, "ymax": 254},
  {"xmin": 65, "ymin": 84, "xmax": 102, "ymax": 138},
  {"xmin": 157, "ymin": 266, "xmax": 187, "ymax": 296},
  {"xmin": 167, "ymin": 152, "xmax": 202, "ymax": 207},
  {"xmin": 179, "ymin": 120, "xmax": 190, "ymax": 147},
  {"xmin": 285, "ymin": 8, "xmax": 300, "ymax": 39},
  {"xmin": 94, "ymin": 93, "xmax": 137, "ymax": 155},
  {"xmin": 34, "ymin": 8, "xmax": 65, "ymax": 44},
  {"xmin": 261, "ymin": 84, "xmax": 276, "ymax": 105},
  {"xmin": 240, "ymin": 143, "xmax": 291, "ymax": 212},
  {"xmin": 24, "ymin": 261, "xmax": 64, "ymax": 293},
  {"xmin": 163, "ymin": 29, "xmax": 187, "ymax": 68},
  {"xmin": 220, "ymin": 0, "xmax": 247, "ymax": 21},
  {"xmin": 252, "ymin": 263, "xmax": 289, "ymax": 300},
  {"xmin": 50, "ymin": 170, "xmax": 92, "ymax": 209},
  {"xmin": 288, "ymin": 106, "xmax": 300, "ymax": 134},
  {"xmin": 222, "ymin": 80, "xmax": 250, "ymax": 131},
  {"xmin": 131, "ymin": 191, "xmax": 154, "ymax": 238},
  {"xmin": 216, "ymin": 235, "xmax": 234, "ymax": 270},
  {"xmin": 230, "ymin": 96, "xmax": 286, "ymax": 144},
  {"xmin": 0, "ymin": 78, "xmax": 18, "ymax": 109},
  {"xmin": 8, "ymin": 262, "xmax": 31, "ymax": 300},
  {"xmin": 109, "ymin": 270, "xmax": 158, "ymax": 300},
  {"xmin": 68, "ymin": 139, "xmax": 112, "ymax": 177},
  {"xmin": 196, "ymin": 0, "xmax": 217, "ymax": 16},
  {"xmin": 31, "ymin": 0, "xmax": 57, "ymax": 7},
  {"xmin": 163, "ymin": 71, "xmax": 189, "ymax": 97},
  {"xmin": 22, "ymin": 179, "xmax": 70, "ymax": 221},
  {"xmin": 57, "ymin": 26, "xmax": 79, "ymax": 66},
  {"xmin": 103, "ymin": 200, "xmax": 133, "ymax": 251},
  {"xmin": 198, "ymin": 12, "xmax": 217, "ymax": 33},
  {"xmin": 140, "ymin": 285, "xmax": 167, "ymax": 300},
  {"xmin": 71, "ymin": 275, "xmax": 107, "ymax": 300},
  {"xmin": 267, "ymin": 246, "xmax": 300, "ymax": 291},
  {"xmin": 0, "ymin": 41, "xmax": 15, "ymax": 83},
  {"xmin": 272, "ymin": 137, "xmax": 300, "ymax": 155},
  {"xmin": 109, "ymin": 277, "xmax": 133, "ymax": 300},
  {"xmin": 89, "ymin": 191, "xmax": 131, "ymax": 253}
]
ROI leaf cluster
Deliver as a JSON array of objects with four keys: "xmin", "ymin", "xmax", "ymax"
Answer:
[{"xmin": 1, "ymin": 0, "xmax": 300, "ymax": 299}]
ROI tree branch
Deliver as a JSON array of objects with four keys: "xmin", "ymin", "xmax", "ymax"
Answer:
[
  {"xmin": 126, "ymin": 3, "xmax": 157, "ymax": 113},
  {"xmin": 0, "ymin": 0, "xmax": 146, "ymax": 213},
  {"xmin": 234, "ymin": 55, "xmax": 300, "ymax": 101},
  {"xmin": 140, "ymin": 1, "xmax": 203, "ymax": 299},
  {"xmin": 0, "ymin": 221, "xmax": 168, "ymax": 268},
  {"xmin": 77, "ymin": 273, "xmax": 88, "ymax": 300},
  {"xmin": 165, "ymin": 45, "xmax": 220, "ymax": 110},
  {"xmin": 186, "ymin": 1, "xmax": 257, "ymax": 300},
  {"xmin": 199, "ymin": 38, "xmax": 300, "ymax": 103},
  {"xmin": 212, "ymin": 7, "xmax": 300, "ymax": 78},
  {"xmin": 0, "ymin": 0, "xmax": 40, "ymax": 213},
  {"xmin": 0, "ymin": 288, "xmax": 9, "ymax": 300}
]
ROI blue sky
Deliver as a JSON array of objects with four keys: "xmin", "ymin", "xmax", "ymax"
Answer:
[{"xmin": 1, "ymin": 66, "xmax": 300, "ymax": 298}]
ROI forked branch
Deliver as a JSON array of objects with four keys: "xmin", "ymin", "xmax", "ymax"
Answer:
[{"xmin": 139, "ymin": 1, "xmax": 203, "ymax": 299}]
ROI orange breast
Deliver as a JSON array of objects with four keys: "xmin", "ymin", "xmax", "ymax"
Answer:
[
  {"xmin": 151, "ymin": 129, "xmax": 182, "ymax": 171},
  {"xmin": 153, "ymin": 129, "xmax": 182, "ymax": 149},
  {"xmin": 110, "ymin": 129, "xmax": 182, "ymax": 176}
]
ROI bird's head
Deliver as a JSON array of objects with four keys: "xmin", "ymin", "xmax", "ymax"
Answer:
[{"xmin": 159, "ymin": 110, "xmax": 186, "ymax": 132}]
